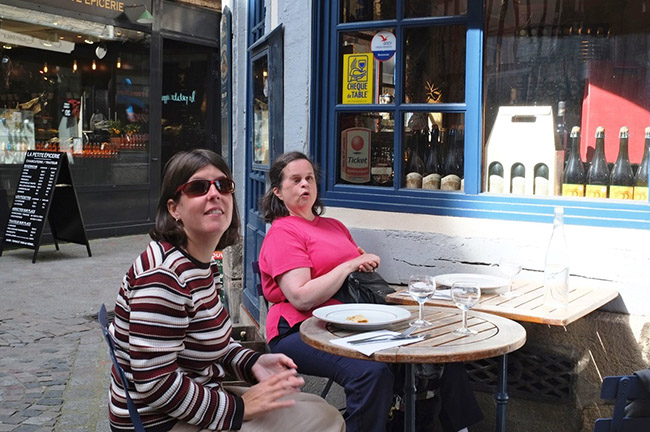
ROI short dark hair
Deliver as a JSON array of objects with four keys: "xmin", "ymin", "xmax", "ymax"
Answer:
[
  {"xmin": 150, "ymin": 149, "xmax": 241, "ymax": 250},
  {"xmin": 260, "ymin": 151, "xmax": 324, "ymax": 223}
]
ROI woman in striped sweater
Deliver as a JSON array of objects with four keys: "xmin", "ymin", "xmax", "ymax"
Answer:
[{"xmin": 108, "ymin": 149, "xmax": 344, "ymax": 432}]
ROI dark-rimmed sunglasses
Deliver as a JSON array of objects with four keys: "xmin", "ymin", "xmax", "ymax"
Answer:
[{"xmin": 175, "ymin": 178, "xmax": 235, "ymax": 197}]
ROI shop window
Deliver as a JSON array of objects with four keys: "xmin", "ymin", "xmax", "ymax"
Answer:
[
  {"xmin": 483, "ymin": 0, "xmax": 650, "ymax": 202},
  {"xmin": 0, "ymin": 7, "xmax": 150, "ymax": 191},
  {"xmin": 315, "ymin": 1, "xmax": 650, "ymax": 228}
]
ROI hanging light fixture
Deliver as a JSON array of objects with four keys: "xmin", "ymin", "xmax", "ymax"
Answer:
[
  {"xmin": 116, "ymin": 57, "xmax": 122, "ymax": 69},
  {"xmin": 92, "ymin": 59, "xmax": 97, "ymax": 70},
  {"xmin": 72, "ymin": 59, "xmax": 78, "ymax": 72},
  {"xmin": 125, "ymin": 4, "xmax": 155, "ymax": 25},
  {"xmin": 43, "ymin": 62, "xmax": 49, "ymax": 73}
]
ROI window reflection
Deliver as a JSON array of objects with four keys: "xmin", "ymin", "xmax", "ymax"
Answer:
[
  {"xmin": 404, "ymin": 0, "xmax": 467, "ymax": 18},
  {"xmin": 404, "ymin": 25, "xmax": 466, "ymax": 104},
  {"xmin": 252, "ymin": 56, "xmax": 269, "ymax": 166},
  {"xmin": 340, "ymin": 0, "xmax": 396, "ymax": 23},
  {"xmin": 483, "ymin": 0, "xmax": 650, "ymax": 201}
]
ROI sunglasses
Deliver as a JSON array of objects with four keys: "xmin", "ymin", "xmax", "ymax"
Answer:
[{"xmin": 175, "ymin": 178, "xmax": 235, "ymax": 197}]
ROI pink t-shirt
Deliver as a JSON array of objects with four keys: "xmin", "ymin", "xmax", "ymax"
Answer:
[{"xmin": 258, "ymin": 215, "xmax": 360, "ymax": 341}]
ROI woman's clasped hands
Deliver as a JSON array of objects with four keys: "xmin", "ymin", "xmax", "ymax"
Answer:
[
  {"xmin": 243, "ymin": 353, "xmax": 305, "ymax": 420},
  {"xmin": 354, "ymin": 246, "xmax": 380, "ymax": 273}
]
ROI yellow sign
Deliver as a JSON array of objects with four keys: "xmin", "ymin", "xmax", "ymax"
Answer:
[{"xmin": 342, "ymin": 53, "xmax": 373, "ymax": 104}]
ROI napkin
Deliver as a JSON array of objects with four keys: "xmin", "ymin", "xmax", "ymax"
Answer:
[{"xmin": 332, "ymin": 330, "xmax": 424, "ymax": 356}]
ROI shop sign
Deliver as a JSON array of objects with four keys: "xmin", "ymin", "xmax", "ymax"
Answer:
[
  {"xmin": 342, "ymin": 53, "xmax": 373, "ymax": 105},
  {"xmin": 341, "ymin": 127, "xmax": 371, "ymax": 183},
  {"xmin": 0, "ymin": 29, "xmax": 74, "ymax": 54},
  {"xmin": 36, "ymin": 0, "xmax": 152, "ymax": 20},
  {"xmin": 371, "ymin": 31, "xmax": 396, "ymax": 62}
]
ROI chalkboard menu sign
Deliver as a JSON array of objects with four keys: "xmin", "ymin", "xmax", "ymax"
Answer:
[{"xmin": 0, "ymin": 151, "xmax": 91, "ymax": 263}]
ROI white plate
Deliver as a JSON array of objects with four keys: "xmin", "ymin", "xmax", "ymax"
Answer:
[
  {"xmin": 312, "ymin": 304, "xmax": 411, "ymax": 330},
  {"xmin": 435, "ymin": 273, "xmax": 509, "ymax": 292}
]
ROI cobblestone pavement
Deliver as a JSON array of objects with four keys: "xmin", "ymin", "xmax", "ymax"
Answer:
[{"xmin": 0, "ymin": 234, "xmax": 149, "ymax": 432}]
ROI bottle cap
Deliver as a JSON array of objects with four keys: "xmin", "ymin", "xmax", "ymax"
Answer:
[
  {"xmin": 570, "ymin": 126, "xmax": 580, "ymax": 136},
  {"xmin": 595, "ymin": 126, "xmax": 605, "ymax": 136}
]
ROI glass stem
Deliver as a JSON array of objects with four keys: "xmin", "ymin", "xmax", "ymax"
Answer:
[
  {"xmin": 419, "ymin": 303, "xmax": 424, "ymax": 322},
  {"xmin": 462, "ymin": 309, "xmax": 468, "ymax": 330}
]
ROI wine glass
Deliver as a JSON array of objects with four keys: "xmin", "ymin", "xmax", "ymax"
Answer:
[
  {"xmin": 407, "ymin": 275, "xmax": 436, "ymax": 328},
  {"xmin": 497, "ymin": 258, "xmax": 522, "ymax": 298},
  {"xmin": 451, "ymin": 281, "xmax": 481, "ymax": 335}
]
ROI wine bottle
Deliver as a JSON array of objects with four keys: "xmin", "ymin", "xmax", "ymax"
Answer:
[
  {"xmin": 633, "ymin": 127, "xmax": 650, "ymax": 201},
  {"xmin": 371, "ymin": 142, "xmax": 393, "ymax": 186},
  {"xmin": 423, "ymin": 126, "xmax": 441, "ymax": 189},
  {"xmin": 510, "ymin": 163, "xmax": 526, "ymax": 194},
  {"xmin": 562, "ymin": 126, "xmax": 585, "ymax": 197},
  {"xmin": 441, "ymin": 127, "xmax": 461, "ymax": 191},
  {"xmin": 544, "ymin": 207, "xmax": 569, "ymax": 309},
  {"xmin": 609, "ymin": 126, "xmax": 634, "ymax": 200},
  {"xmin": 488, "ymin": 162, "xmax": 504, "ymax": 193},
  {"xmin": 556, "ymin": 101, "xmax": 568, "ymax": 154},
  {"xmin": 405, "ymin": 132, "xmax": 424, "ymax": 188},
  {"xmin": 534, "ymin": 164, "xmax": 549, "ymax": 195},
  {"xmin": 585, "ymin": 126, "xmax": 609, "ymax": 198}
]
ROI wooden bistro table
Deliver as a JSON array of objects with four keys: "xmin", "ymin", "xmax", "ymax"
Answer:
[
  {"xmin": 300, "ymin": 306, "xmax": 526, "ymax": 432},
  {"xmin": 386, "ymin": 278, "xmax": 619, "ymax": 431}
]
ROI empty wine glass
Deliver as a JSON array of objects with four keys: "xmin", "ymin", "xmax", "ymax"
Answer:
[
  {"xmin": 407, "ymin": 275, "xmax": 436, "ymax": 328},
  {"xmin": 498, "ymin": 258, "xmax": 522, "ymax": 298},
  {"xmin": 451, "ymin": 281, "xmax": 481, "ymax": 335}
]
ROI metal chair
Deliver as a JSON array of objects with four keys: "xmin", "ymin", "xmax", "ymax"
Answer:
[
  {"xmin": 98, "ymin": 304, "xmax": 145, "ymax": 432},
  {"xmin": 594, "ymin": 374, "xmax": 650, "ymax": 432},
  {"xmin": 251, "ymin": 261, "xmax": 334, "ymax": 399}
]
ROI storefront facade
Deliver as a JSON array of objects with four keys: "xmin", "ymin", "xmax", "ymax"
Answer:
[
  {"xmin": 229, "ymin": 1, "xmax": 650, "ymax": 430},
  {"xmin": 0, "ymin": 0, "xmax": 224, "ymax": 239}
]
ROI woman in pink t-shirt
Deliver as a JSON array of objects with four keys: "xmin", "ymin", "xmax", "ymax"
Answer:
[{"xmin": 258, "ymin": 152, "xmax": 394, "ymax": 432}]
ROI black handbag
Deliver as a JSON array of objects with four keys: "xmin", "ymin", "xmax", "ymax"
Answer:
[{"xmin": 333, "ymin": 271, "xmax": 395, "ymax": 304}]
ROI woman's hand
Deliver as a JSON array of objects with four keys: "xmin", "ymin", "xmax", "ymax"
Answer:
[
  {"xmin": 252, "ymin": 353, "xmax": 299, "ymax": 383},
  {"xmin": 353, "ymin": 246, "xmax": 380, "ymax": 272},
  {"xmin": 241, "ymin": 368, "xmax": 305, "ymax": 420}
]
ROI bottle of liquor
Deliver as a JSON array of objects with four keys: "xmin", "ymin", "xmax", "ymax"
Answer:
[
  {"xmin": 510, "ymin": 163, "xmax": 526, "ymax": 194},
  {"xmin": 441, "ymin": 127, "xmax": 461, "ymax": 191},
  {"xmin": 422, "ymin": 126, "xmax": 441, "ymax": 190},
  {"xmin": 488, "ymin": 162, "xmax": 504, "ymax": 193},
  {"xmin": 609, "ymin": 126, "xmax": 634, "ymax": 200},
  {"xmin": 556, "ymin": 101, "xmax": 568, "ymax": 155},
  {"xmin": 404, "ymin": 131, "xmax": 424, "ymax": 188},
  {"xmin": 633, "ymin": 127, "xmax": 650, "ymax": 201},
  {"xmin": 371, "ymin": 142, "xmax": 394, "ymax": 186},
  {"xmin": 562, "ymin": 126, "xmax": 585, "ymax": 197},
  {"xmin": 585, "ymin": 126, "xmax": 609, "ymax": 198},
  {"xmin": 544, "ymin": 207, "xmax": 569, "ymax": 309},
  {"xmin": 534, "ymin": 164, "xmax": 549, "ymax": 195}
]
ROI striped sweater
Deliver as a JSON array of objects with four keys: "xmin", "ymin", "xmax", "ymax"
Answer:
[{"xmin": 108, "ymin": 241, "xmax": 261, "ymax": 432}]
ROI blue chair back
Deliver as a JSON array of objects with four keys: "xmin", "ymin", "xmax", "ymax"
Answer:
[
  {"xmin": 99, "ymin": 304, "xmax": 145, "ymax": 432},
  {"xmin": 594, "ymin": 374, "xmax": 650, "ymax": 432}
]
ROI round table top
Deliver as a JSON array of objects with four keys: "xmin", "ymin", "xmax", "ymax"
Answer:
[{"xmin": 300, "ymin": 305, "xmax": 527, "ymax": 364}]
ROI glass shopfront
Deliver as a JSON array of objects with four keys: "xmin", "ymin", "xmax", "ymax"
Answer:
[{"xmin": 0, "ymin": 4, "xmax": 152, "ymax": 234}]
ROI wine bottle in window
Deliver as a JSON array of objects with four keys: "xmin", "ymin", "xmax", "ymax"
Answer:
[
  {"xmin": 441, "ymin": 127, "xmax": 461, "ymax": 191},
  {"xmin": 405, "ymin": 132, "xmax": 424, "ymax": 188},
  {"xmin": 371, "ymin": 142, "xmax": 394, "ymax": 186},
  {"xmin": 562, "ymin": 126, "xmax": 586, "ymax": 197},
  {"xmin": 534, "ymin": 164, "xmax": 549, "ymax": 195},
  {"xmin": 556, "ymin": 101, "xmax": 568, "ymax": 157},
  {"xmin": 488, "ymin": 162, "xmax": 504, "ymax": 193},
  {"xmin": 511, "ymin": 163, "xmax": 526, "ymax": 194},
  {"xmin": 585, "ymin": 127, "xmax": 609, "ymax": 198},
  {"xmin": 423, "ymin": 126, "xmax": 441, "ymax": 189},
  {"xmin": 633, "ymin": 127, "xmax": 650, "ymax": 201},
  {"xmin": 609, "ymin": 126, "xmax": 634, "ymax": 200}
]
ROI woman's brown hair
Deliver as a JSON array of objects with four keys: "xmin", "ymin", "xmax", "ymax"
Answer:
[
  {"xmin": 150, "ymin": 149, "xmax": 241, "ymax": 250},
  {"xmin": 260, "ymin": 151, "xmax": 324, "ymax": 223}
]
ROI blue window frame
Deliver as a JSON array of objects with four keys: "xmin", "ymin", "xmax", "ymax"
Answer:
[{"xmin": 312, "ymin": 1, "xmax": 650, "ymax": 230}]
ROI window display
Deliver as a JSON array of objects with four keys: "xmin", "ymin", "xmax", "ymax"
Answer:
[
  {"xmin": 483, "ymin": 0, "xmax": 650, "ymax": 201},
  {"xmin": 0, "ymin": 7, "xmax": 150, "ymax": 192}
]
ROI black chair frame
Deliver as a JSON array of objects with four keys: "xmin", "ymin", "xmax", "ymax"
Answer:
[{"xmin": 594, "ymin": 374, "xmax": 650, "ymax": 432}]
